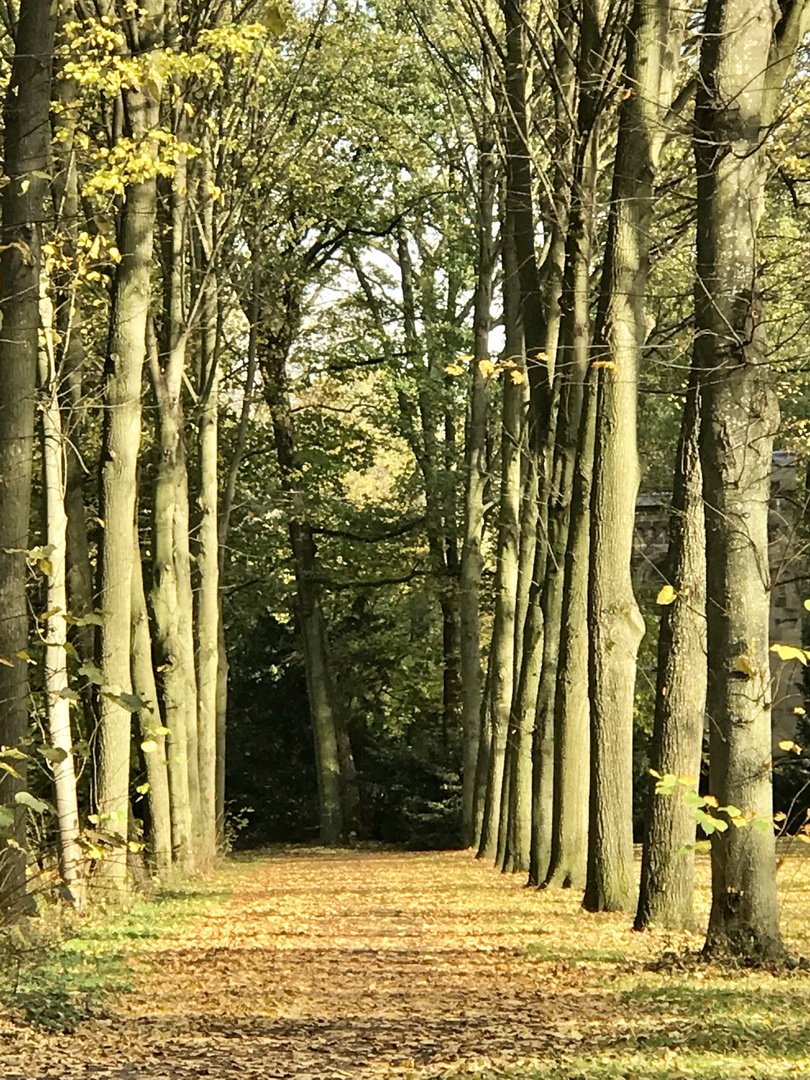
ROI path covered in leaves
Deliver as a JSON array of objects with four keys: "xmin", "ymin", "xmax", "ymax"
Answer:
[{"xmin": 5, "ymin": 847, "xmax": 810, "ymax": 1079}]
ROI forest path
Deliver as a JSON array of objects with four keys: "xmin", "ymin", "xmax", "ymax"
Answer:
[{"xmin": 4, "ymin": 846, "xmax": 800, "ymax": 1079}]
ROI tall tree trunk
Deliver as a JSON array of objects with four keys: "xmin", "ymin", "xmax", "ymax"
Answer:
[
  {"xmin": 217, "ymin": 272, "xmax": 259, "ymax": 846},
  {"xmin": 530, "ymin": 128, "xmax": 597, "ymax": 888},
  {"xmin": 544, "ymin": 371, "xmax": 596, "ymax": 889},
  {"xmin": 0, "ymin": 0, "xmax": 55, "ymax": 913},
  {"xmin": 262, "ymin": 324, "xmax": 346, "ymax": 845},
  {"xmin": 195, "ymin": 161, "xmax": 220, "ymax": 867},
  {"xmin": 478, "ymin": 217, "xmax": 524, "ymax": 861},
  {"xmin": 458, "ymin": 147, "xmax": 492, "ymax": 840},
  {"xmin": 695, "ymin": 0, "xmax": 809, "ymax": 960},
  {"xmin": 585, "ymin": 0, "xmax": 675, "ymax": 913},
  {"xmin": 147, "ymin": 318, "xmax": 197, "ymax": 873},
  {"xmin": 38, "ymin": 295, "xmax": 84, "ymax": 904},
  {"xmin": 636, "ymin": 379, "xmax": 705, "ymax": 929}
]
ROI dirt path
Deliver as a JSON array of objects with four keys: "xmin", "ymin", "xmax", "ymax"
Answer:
[{"xmin": 0, "ymin": 847, "xmax": 779, "ymax": 1079}]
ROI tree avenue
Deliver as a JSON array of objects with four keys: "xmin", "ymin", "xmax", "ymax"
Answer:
[{"xmin": 0, "ymin": 0, "xmax": 809, "ymax": 968}]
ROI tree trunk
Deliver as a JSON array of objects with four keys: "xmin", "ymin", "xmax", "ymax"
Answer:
[
  {"xmin": 195, "ymin": 164, "xmax": 220, "ymax": 867},
  {"xmin": 95, "ymin": 0, "xmax": 163, "ymax": 893},
  {"xmin": 544, "ymin": 372, "xmax": 596, "ymax": 889},
  {"xmin": 0, "ymin": 0, "xmax": 55, "ymax": 913},
  {"xmin": 130, "ymin": 527, "xmax": 173, "ymax": 876},
  {"xmin": 458, "ymin": 152, "xmax": 492, "ymax": 840},
  {"xmin": 585, "ymin": 0, "xmax": 676, "ymax": 913},
  {"xmin": 478, "ymin": 218, "xmax": 524, "ymax": 861},
  {"xmin": 38, "ymin": 297, "xmax": 84, "ymax": 904},
  {"xmin": 636, "ymin": 379, "xmax": 705, "ymax": 929},
  {"xmin": 262, "ymin": 325, "xmax": 346, "ymax": 845},
  {"xmin": 694, "ymin": 0, "xmax": 809, "ymax": 960},
  {"xmin": 148, "ymin": 320, "xmax": 198, "ymax": 873}
]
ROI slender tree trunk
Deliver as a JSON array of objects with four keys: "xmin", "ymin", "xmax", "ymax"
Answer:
[
  {"xmin": 217, "ymin": 272, "xmax": 259, "ymax": 846},
  {"xmin": 585, "ymin": 0, "xmax": 677, "ymax": 913},
  {"xmin": 459, "ymin": 188, "xmax": 491, "ymax": 842},
  {"xmin": 148, "ymin": 320, "xmax": 198, "ymax": 873},
  {"xmin": 262, "ymin": 327, "xmax": 346, "ymax": 845},
  {"xmin": 530, "ymin": 129, "xmax": 597, "ymax": 887},
  {"xmin": 545, "ymin": 371, "xmax": 596, "ymax": 889},
  {"xmin": 38, "ymin": 297, "xmax": 84, "ymax": 904},
  {"xmin": 695, "ymin": 0, "xmax": 809, "ymax": 960},
  {"xmin": 636, "ymin": 379, "xmax": 705, "ymax": 929},
  {"xmin": 0, "ymin": 0, "xmax": 55, "ymax": 913},
  {"xmin": 195, "ymin": 165, "xmax": 220, "ymax": 866},
  {"xmin": 130, "ymin": 526, "xmax": 173, "ymax": 876},
  {"xmin": 478, "ymin": 218, "xmax": 524, "ymax": 861}
]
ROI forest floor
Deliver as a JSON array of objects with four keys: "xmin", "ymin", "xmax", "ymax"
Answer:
[{"xmin": 2, "ymin": 847, "xmax": 810, "ymax": 1079}]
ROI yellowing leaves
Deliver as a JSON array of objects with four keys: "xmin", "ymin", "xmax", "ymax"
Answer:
[
  {"xmin": 656, "ymin": 584, "xmax": 677, "ymax": 606},
  {"xmin": 444, "ymin": 363, "xmax": 465, "ymax": 377},
  {"xmin": 770, "ymin": 643, "xmax": 810, "ymax": 664},
  {"xmin": 779, "ymin": 739, "xmax": 803, "ymax": 755}
]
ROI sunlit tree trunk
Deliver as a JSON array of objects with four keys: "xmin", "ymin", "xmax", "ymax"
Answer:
[
  {"xmin": 636, "ymin": 379, "xmax": 705, "ymax": 929},
  {"xmin": 585, "ymin": 0, "xmax": 677, "ymax": 913},
  {"xmin": 38, "ymin": 295, "xmax": 84, "ymax": 904},
  {"xmin": 478, "ymin": 218, "xmax": 524, "ymax": 861},
  {"xmin": 195, "ymin": 157, "xmax": 220, "ymax": 868},
  {"xmin": 0, "ymin": 0, "xmax": 56, "ymax": 912},
  {"xmin": 695, "ymin": 0, "xmax": 809, "ymax": 961}
]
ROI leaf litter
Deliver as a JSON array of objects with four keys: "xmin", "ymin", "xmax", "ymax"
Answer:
[{"xmin": 3, "ymin": 847, "xmax": 810, "ymax": 1079}]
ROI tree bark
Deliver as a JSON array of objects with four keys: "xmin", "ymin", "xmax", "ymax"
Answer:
[
  {"xmin": 585, "ymin": 0, "xmax": 676, "ymax": 913},
  {"xmin": 695, "ymin": 0, "xmax": 809, "ymax": 960},
  {"xmin": 459, "ymin": 134, "xmax": 494, "ymax": 847},
  {"xmin": 478, "ymin": 217, "xmax": 524, "ymax": 861},
  {"xmin": 131, "ymin": 526, "xmax": 173, "ymax": 876},
  {"xmin": 38, "ymin": 295, "xmax": 84, "ymax": 904},
  {"xmin": 0, "ymin": 0, "xmax": 55, "ymax": 914},
  {"xmin": 636, "ymin": 379, "xmax": 705, "ymax": 929}
]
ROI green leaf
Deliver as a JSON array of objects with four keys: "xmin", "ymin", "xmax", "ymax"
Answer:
[
  {"xmin": 39, "ymin": 745, "xmax": 69, "ymax": 764},
  {"xmin": 135, "ymin": 782, "xmax": 150, "ymax": 795},
  {"xmin": 752, "ymin": 817, "xmax": 771, "ymax": 833},
  {"xmin": 683, "ymin": 789, "xmax": 703, "ymax": 807},
  {"xmin": 58, "ymin": 687, "xmax": 81, "ymax": 701},
  {"xmin": 78, "ymin": 663, "xmax": 105, "ymax": 685},
  {"xmin": 0, "ymin": 806, "xmax": 15, "ymax": 827},
  {"xmin": 0, "ymin": 761, "xmax": 22, "ymax": 780},
  {"xmin": 15, "ymin": 791, "xmax": 52, "ymax": 814}
]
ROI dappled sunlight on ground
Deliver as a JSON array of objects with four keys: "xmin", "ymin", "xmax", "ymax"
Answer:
[{"xmin": 3, "ymin": 848, "xmax": 810, "ymax": 1078}]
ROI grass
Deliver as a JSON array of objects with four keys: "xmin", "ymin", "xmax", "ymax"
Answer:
[{"xmin": 0, "ymin": 873, "xmax": 234, "ymax": 1032}]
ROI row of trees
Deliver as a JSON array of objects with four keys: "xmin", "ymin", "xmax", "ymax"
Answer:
[{"xmin": 0, "ymin": 0, "xmax": 809, "ymax": 965}]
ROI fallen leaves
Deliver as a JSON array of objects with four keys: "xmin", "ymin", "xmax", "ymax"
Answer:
[{"xmin": 5, "ymin": 849, "xmax": 810, "ymax": 1079}]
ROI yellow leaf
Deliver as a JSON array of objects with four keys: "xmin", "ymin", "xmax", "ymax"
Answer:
[
  {"xmin": 478, "ymin": 358, "xmax": 497, "ymax": 378},
  {"xmin": 509, "ymin": 369, "xmax": 526, "ymax": 384},
  {"xmin": 444, "ymin": 364, "xmax": 464, "ymax": 377},
  {"xmin": 778, "ymin": 740, "xmax": 802, "ymax": 755},
  {"xmin": 770, "ymin": 643, "xmax": 808, "ymax": 664},
  {"xmin": 703, "ymin": 794, "xmax": 719, "ymax": 808},
  {"xmin": 794, "ymin": 706, "xmax": 806, "ymax": 715},
  {"xmin": 798, "ymin": 833, "xmax": 810, "ymax": 844},
  {"xmin": 592, "ymin": 359, "xmax": 616, "ymax": 369},
  {"xmin": 804, "ymin": 599, "xmax": 810, "ymax": 612},
  {"xmin": 774, "ymin": 811, "xmax": 787, "ymax": 822},
  {"xmin": 677, "ymin": 775, "xmax": 698, "ymax": 786},
  {"xmin": 648, "ymin": 768, "xmax": 662, "ymax": 779},
  {"xmin": 656, "ymin": 584, "xmax": 677, "ymax": 606},
  {"xmin": 140, "ymin": 740, "xmax": 158, "ymax": 754}
]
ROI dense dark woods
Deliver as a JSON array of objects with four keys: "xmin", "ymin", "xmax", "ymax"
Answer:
[{"xmin": 1, "ymin": 0, "xmax": 810, "ymax": 967}]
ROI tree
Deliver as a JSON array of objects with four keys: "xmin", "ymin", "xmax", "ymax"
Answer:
[
  {"xmin": 0, "ymin": 0, "xmax": 56, "ymax": 913},
  {"xmin": 695, "ymin": 0, "xmax": 809, "ymax": 960}
]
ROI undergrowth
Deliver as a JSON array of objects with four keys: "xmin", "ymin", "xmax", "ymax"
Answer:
[{"xmin": 0, "ymin": 875, "xmax": 233, "ymax": 1032}]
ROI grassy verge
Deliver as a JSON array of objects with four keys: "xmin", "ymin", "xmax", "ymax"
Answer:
[{"xmin": 0, "ymin": 871, "xmax": 235, "ymax": 1032}]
